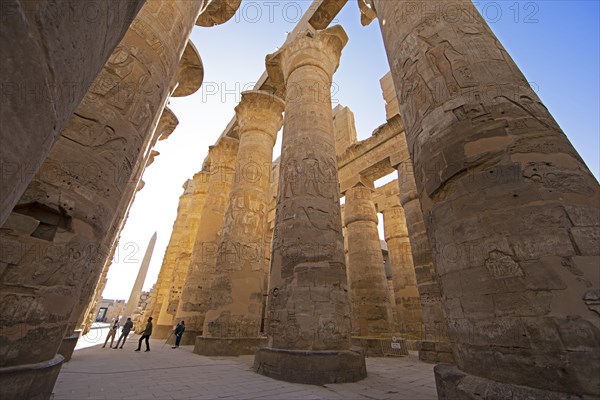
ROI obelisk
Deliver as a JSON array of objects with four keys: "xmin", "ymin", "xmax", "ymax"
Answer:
[{"xmin": 123, "ymin": 232, "xmax": 157, "ymax": 319}]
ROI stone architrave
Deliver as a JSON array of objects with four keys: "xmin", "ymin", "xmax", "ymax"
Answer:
[
  {"xmin": 344, "ymin": 182, "xmax": 395, "ymax": 337},
  {"xmin": 381, "ymin": 204, "xmax": 423, "ymax": 340},
  {"xmin": 253, "ymin": 25, "xmax": 366, "ymax": 385},
  {"xmin": 175, "ymin": 137, "xmax": 239, "ymax": 344},
  {"xmin": 363, "ymin": 1, "xmax": 600, "ymax": 397},
  {"xmin": 0, "ymin": 0, "xmax": 145, "ymax": 226},
  {"xmin": 195, "ymin": 91, "xmax": 284, "ymax": 356},
  {"xmin": 122, "ymin": 233, "xmax": 157, "ymax": 319},
  {"xmin": 0, "ymin": 2, "xmax": 205, "ymax": 398},
  {"xmin": 156, "ymin": 172, "xmax": 210, "ymax": 339}
]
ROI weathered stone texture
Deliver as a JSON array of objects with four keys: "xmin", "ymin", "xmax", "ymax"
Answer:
[
  {"xmin": 370, "ymin": 0, "xmax": 600, "ymax": 396},
  {"xmin": 197, "ymin": 91, "xmax": 284, "ymax": 355},
  {"xmin": 0, "ymin": 0, "xmax": 145, "ymax": 226},
  {"xmin": 175, "ymin": 137, "xmax": 239, "ymax": 344},
  {"xmin": 344, "ymin": 183, "xmax": 396, "ymax": 337},
  {"xmin": 254, "ymin": 25, "xmax": 366, "ymax": 384},
  {"xmin": 0, "ymin": 2, "xmax": 204, "ymax": 398},
  {"xmin": 379, "ymin": 192, "xmax": 424, "ymax": 339}
]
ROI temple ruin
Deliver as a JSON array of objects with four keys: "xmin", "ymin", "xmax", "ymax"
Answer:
[{"xmin": 1, "ymin": 0, "xmax": 598, "ymax": 399}]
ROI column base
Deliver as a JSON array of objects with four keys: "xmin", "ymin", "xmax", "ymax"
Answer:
[
  {"xmin": 173, "ymin": 330, "xmax": 200, "ymax": 346},
  {"xmin": 435, "ymin": 364, "xmax": 592, "ymax": 399},
  {"xmin": 0, "ymin": 354, "xmax": 64, "ymax": 400},
  {"xmin": 253, "ymin": 346, "xmax": 367, "ymax": 385},
  {"xmin": 153, "ymin": 324, "xmax": 174, "ymax": 340},
  {"xmin": 57, "ymin": 330, "xmax": 82, "ymax": 362},
  {"xmin": 418, "ymin": 340, "xmax": 454, "ymax": 364},
  {"xmin": 352, "ymin": 337, "xmax": 408, "ymax": 357},
  {"xmin": 194, "ymin": 336, "xmax": 267, "ymax": 356}
]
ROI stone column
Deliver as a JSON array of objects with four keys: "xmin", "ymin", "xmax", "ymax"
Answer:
[
  {"xmin": 382, "ymin": 205, "xmax": 423, "ymax": 340},
  {"xmin": 253, "ymin": 25, "xmax": 366, "ymax": 385},
  {"xmin": 343, "ymin": 183, "xmax": 395, "ymax": 338},
  {"xmin": 175, "ymin": 137, "xmax": 239, "ymax": 344},
  {"xmin": 0, "ymin": 0, "xmax": 145, "ymax": 226},
  {"xmin": 364, "ymin": 1, "xmax": 600, "ymax": 397},
  {"xmin": 394, "ymin": 132, "xmax": 453, "ymax": 364},
  {"xmin": 195, "ymin": 91, "xmax": 284, "ymax": 356},
  {"xmin": 156, "ymin": 172, "xmax": 210, "ymax": 340},
  {"xmin": 122, "ymin": 233, "xmax": 157, "ymax": 319},
  {"xmin": 0, "ymin": 3, "xmax": 204, "ymax": 399}
]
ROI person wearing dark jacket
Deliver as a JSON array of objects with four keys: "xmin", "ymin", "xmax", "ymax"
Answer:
[
  {"xmin": 135, "ymin": 317, "xmax": 153, "ymax": 352},
  {"xmin": 172, "ymin": 321, "xmax": 185, "ymax": 349},
  {"xmin": 114, "ymin": 317, "xmax": 134, "ymax": 349}
]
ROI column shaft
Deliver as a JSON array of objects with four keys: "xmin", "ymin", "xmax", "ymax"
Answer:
[
  {"xmin": 196, "ymin": 91, "xmax": 284, "ymax": 356},
  {"xmin": 344, "ymin": 184, "xmax": 395, "ymax": 337},
  {"xmin": 373, "ymin": 0, "xmax": 600, "ymax": 396},
  {"xmin": 175, "ymin": 138, "xmax": 239, "ymax": 344},
  {"xmin": 253, "ymin": 25, "xmax": 366, "ymax": 385},
  {"xmin": 0, "ymin": 3, "xmax": 202, "ymax": 398},
  {"xmin": 0, "ymin": 0, "xmax": 145, "ymax": 226},
  {"xmin": 382, "ymin": 205, "xmax": 424, "ymax": 340}
]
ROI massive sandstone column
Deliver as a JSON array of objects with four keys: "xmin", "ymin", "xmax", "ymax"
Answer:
[
  {"xmin": 363, "ymin": 1, "xmax": 600, "ymax": 397},
  {"xmin": 175, "ymin": 137, "xmax": 239, "ymax": 344},
  {"xmin": 122, "ymin": 233, "xmax": 157, "ymax": 319},
  {"xmin": 394, "ymin": 131, "xmax": 453, "ymax": 363},
  {"xmin": 196, "ymin": 91, "xmax": 284, "ymax": 356},
  {"xmin": 0, "ymin": 0, "xmax": 145, "ymax": 226},
  {"xmin": 0, "ymin": 2, "xmax": 206, "ymax": 399},
  {"xmin": 146, "ymin": 173, "xmax": 208, "ymax": 338},
  {"xmin": 156, "ymin": 172, "xmax": 210, "ymax": 339},
  {"xmin": 253, "ymin": 26, "xmax": 366, "ymax": 385},
  {"xmin": 343, "ymin": 183, "xmax": 395, "ymax": 337},
  {"xmin": 381, "ymin": 203, "xmax": 423, "ymax": 340}
]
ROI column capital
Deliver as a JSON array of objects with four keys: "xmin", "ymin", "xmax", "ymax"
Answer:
[
  {"xmin": 344, "ymin": 183, "xmax": 378, "ymax": 226},
  {"xmin": 266, "ymin": 25, "xmax": 348, "ymax": 85},
  {"xmin": 382, "ymin": 205, "xmax": 409, "ymax": 242},
  {"xmin": 234, "ymin": 90, "xmax": 285, "ymax": 143},
  {"xmin": 207, "ymin": 136, "xmax": 239, "ymax": 165},
  {"xmin": 358, "ymin": 0, "xmax": 377, "ymax": 26}
]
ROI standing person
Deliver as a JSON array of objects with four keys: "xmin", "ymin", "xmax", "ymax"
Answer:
[
  {"xmin": 113, "ymin": 317, "xmax": 133, "ymax": 349},
  {"xmin": 135, "ymin": 316, "xmax": 153, "ymax": 352},
  {"xmin": 102, "ymin": 318, "xmax": 119, "ymax": 348},
  {"xmin": 172, "ymin": 321, "xmax": 185, "ymax": 349}
]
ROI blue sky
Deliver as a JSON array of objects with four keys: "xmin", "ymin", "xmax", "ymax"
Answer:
[{"xmin": 102, "ymin": 1, "xmax": 599, "ymax": 300}]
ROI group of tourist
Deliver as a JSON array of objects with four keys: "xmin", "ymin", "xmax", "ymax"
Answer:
[{"xmin": 102, "ymin": 317, "xmax": 186, "ymax": 351}]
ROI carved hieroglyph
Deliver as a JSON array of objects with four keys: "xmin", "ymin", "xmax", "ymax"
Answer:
[
  {"xmin": 156, "ymin": 172, "xmax": 210, "ymax": 336},
  {"xmin": 0, "ymin": 2, "xmax": 205, "ymax": 398},
  {"xmin": 175, "ymin": 137, "xmax": 239, "ymax": 343},
  {"xmin": 0, "ymin": 1, "xmax": 145, "ymax": 227},
  {"xmin": 365, "ymin": 0, "xmax": 600, "ymax": 396},
  {"xmin": 382, "ymin": 203, "xmax": 423, "ymax": 339},
  {"xmin": 144, "ymin": 173, "xmax": 209, "ymax": 338},
  {"xmin": 344, "ymin": 183, "xmax": 396, "ymax": 337},
  {"xmin": 253, "ymin": 26, "xmax": 366, "ymax": 385},
  {"xmin": 200, "ymin": 91, "xmax": 284, "ymax": 345}
]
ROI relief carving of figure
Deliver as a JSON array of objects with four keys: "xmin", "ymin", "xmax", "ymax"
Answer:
[
  {"xmin": 303, "ymin": 157, "xmax": 321, "ymax": 197},
  {"xmin": 282, "ymin": 160, "xmax": 299, "ymax": 198}
]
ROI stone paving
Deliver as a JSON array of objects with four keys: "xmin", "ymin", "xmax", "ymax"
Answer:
[{"xmin": 53, "ymin": 334, "xmax": 438, "ymax": 400}]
